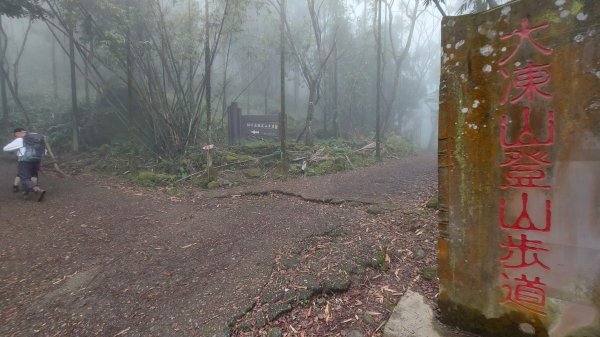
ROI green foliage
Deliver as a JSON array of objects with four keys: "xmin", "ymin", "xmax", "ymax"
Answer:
[
  {"xmin": 421, "ymin": 266, "xmax": 438, "ymax": 281},
  {"xmin": 131, "ymin": 171, "xmax": 177, "ymax": 187},
  {"xmin": 67, "ymin": 133, "xmax": 416, "ymax": 190},
  {"xmin": 0, "ymin": 0, "xmax": 46, "ymax": 19},
  {"xmin": 426, "ymin": 195, "xmax": 439, "ymax": 209},
  {"xmin": 385, "ymin": 135, "xmax": 415, "ymax": 157}
]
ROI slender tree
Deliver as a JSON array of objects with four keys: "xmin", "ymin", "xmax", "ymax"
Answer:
[
  {"xmin": 279, "ymin": 0, "xmax": 287, "ymax": 162},
  {"xmin": 375, "ymin": 0, "xmax": 382, "ymax": 160},
  {"xmin": 204, "ymin": 0, "xmax": 213, "ymax": 173},
  {"xmin": 283, "ymin": 0, "xmax": 337, "ymax": 146},
  {"xmin": 68, "ymin": 23, "xmax": 79, "ymax": 152},
  {"xmin": 0, "ymin": 16, "xmax": 8, "ymax": 129}
]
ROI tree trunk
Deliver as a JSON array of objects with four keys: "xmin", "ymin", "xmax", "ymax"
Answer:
[
  {"xmin": 333, "ymin": 39, "xmax": 339, "ymax": 138},
  {"xmin": 279, "ymin": 0, "xmax": 287, "ymax": 162},
  {"xmin": 84, "ymin": 48, "xmax": 90, "ymax": 105},
  {"xmin": 264, "ymin": 74, "xmax": 270, "ymax": 114},
  {"xmin": 375, "ymin": 0, "xmax": 382, "ymax": 161},
  {"xmin": 0, "ymin": 63, "xmax": 8, "ymax": 129},
  {"xmin": 69, "ymin": 27, "xmax": 80, "ymax": 152},
  {"xmin": 0, "ymin": 16, "xmax": 9, "ymax": 129},
  {"xmin": 51, "ymin": 35, "xmax": 58, "ymax": 100},
  {"xmin": 305, "ymin": 82, "xmax": 317, "ymax": 146},
  {"xmin": 432, "ymin": 0, "xmax": 447, "ymax": 17},
  {"xmin": 204, "ymin": 0, "xmax": 212, "ymax": 173},
  {"xmin": 126, "ymin": 25, "xmax": 134, "ymax": 125},
  {"xmin": 221, "ymin": 34, "xmax": 231, "ymax": 126}
]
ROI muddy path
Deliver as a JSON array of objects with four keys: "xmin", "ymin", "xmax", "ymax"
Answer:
[{"xmin": 0, "ymin": 155, "xmax": 437, "ymax": 337}]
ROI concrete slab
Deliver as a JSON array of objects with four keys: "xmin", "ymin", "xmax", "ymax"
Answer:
[{"xmin": 383, "ymin": 290, "xmax": 478, "ymax": 337}]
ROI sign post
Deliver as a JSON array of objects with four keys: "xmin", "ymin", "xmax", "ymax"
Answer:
[{"xmin": 227, "ymin": 102, "xmax": 280, "ymax": 143}]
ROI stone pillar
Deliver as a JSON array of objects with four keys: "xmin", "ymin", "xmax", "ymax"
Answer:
[{"xmin": 438, "ymin": 0, "xmax": 600, "ymax": 336}]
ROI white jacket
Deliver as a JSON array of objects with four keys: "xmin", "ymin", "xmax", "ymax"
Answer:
[{"xmin": 3, "ymin": 137, "xmax": 25, "ymax": 158}]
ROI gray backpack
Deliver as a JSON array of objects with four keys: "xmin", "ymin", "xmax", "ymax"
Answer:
[{"xmin": 21, "ymin": 133, "xmax": 46, "ymax": 162}]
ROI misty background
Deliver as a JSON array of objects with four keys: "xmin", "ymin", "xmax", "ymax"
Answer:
[{"xmin": 0, "ymin": 0, "xmax": 506, "ymax": 161}]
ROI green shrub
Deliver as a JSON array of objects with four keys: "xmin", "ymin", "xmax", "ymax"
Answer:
[
  {"xmin": 132, "ymin": 171, "xmax": 177, "ymax": 187},
  {"xmin": 426, "ymin": 196, "xmax": 439, "ymax": 209},
  {"xmin": 385, "ymin": 135, "xmax": 415, "ymax": 156}
]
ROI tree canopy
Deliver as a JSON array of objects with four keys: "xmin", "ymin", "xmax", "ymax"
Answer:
[{"xmin": 0, "ymin": 0, "xmax": 46, "ymax": 19}]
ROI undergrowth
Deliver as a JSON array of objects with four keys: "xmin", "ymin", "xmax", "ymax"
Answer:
[{"xmin": 64, "ymin": 136, "xmax": 415, "ymax": 188}]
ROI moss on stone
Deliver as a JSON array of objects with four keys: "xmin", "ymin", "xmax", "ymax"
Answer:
[{"xmin": 439, "ymin": 298, "xmax": 548, "ymax": 337}]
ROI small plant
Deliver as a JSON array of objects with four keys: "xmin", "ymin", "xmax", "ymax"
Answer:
[
  {"xmin": 421, "ymin": 267, "xmax": 438, "ymax": 280},
  {"xmin": 299, "ymin": 298, "xmax": 311, "ymax": 306},
  {"xmin": 426, "ymin": 195, "xmax": 440, "ymax": 209}
]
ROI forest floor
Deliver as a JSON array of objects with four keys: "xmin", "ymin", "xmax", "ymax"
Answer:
[{"xmin": 0, "ymin": 154, "xmax": 468, "ymax": 337}]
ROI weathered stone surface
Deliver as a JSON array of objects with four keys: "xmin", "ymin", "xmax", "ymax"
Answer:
[
  {"xmin": 254, "ymin": 314, "xmax": 267, "ymax": 329},
  {"xmin": 237, "ymin": 321, "xmax": 252, "ymax": 332},
  {"xmin": 267, "ymin": 303, "xmax": 292, "ymax": 321},
  {"xmin": 261, "ymin": 290, "xmax": 285, "ymax": 305},
  {"xmin": 296, "ymin": 274, "xmax": 321, "ymax": 291},
  {"xmin": 322, "ymin": 272, "xmax": 351, "ymax": 293},
  {"xmin": 347, "ymin": 329, "xmax": 366, "ymax": 337},
  {"xmin": 267, "ymin": 327, "xmax": 283, "ymax": 337},
  {"xmin": 280, "ymin": 255, "xmax": 300, "ymax": 269},
  {"xmin": 439, "ymin": 0, "xmax": 600, "ymax": 336}
]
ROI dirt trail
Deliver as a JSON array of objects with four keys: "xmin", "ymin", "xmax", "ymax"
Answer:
[{"xmin": 0, "ymin": 154, "xmax": 437, "ymax": 337}]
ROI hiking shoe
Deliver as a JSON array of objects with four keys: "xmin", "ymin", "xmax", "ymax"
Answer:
[
  {"xmin": 13, "ymin": 185, "xmax": 19, "ymax": 193},
  {"xmin": 37, "ymin": 189, "xmax": 46, "ymax": 202},
  {"xmin": 23, "ymin": 192, "xmax": 29, "ymax": 200},
  {"xmin": 33, "ymin": 187, "xmax": 46, "ymax": 202}
]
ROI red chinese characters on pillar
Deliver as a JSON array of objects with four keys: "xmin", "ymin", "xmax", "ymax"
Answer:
[
  {"xmin": 500, "ymin": 233, "xmax": 550, "ymax": 270},
  {"xmin": 498, "ymin": 18, "xmax": 552, "ymax": 66},
  {"xmin": 500, "ymin": 108, "xmax": 554, "ymax": 188},
  {"xmin": 501, "ymin": 108, "xmax": 554, "ymax": 149},
  {"xmin": 496, "ymin": 17, "xmax": 555, "ymax": 317},
  {"xmin": 500, "ymin": 193, "xmax": 551, "ymax": 232},
  {"xmin": 500, "ymin": 62, "xmax": 553, "ymax": 106},
  {"xmin": 501, "ymin": 273, "xmax": 547, "ymax": 316}
]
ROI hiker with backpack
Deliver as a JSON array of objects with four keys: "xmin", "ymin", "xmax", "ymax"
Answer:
[{"xmin": 3, "ymin": 127, "xmax": 46, "ymax": 201}]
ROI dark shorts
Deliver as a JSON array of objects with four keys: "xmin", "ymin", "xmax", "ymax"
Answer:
[{"xmin": 17, "ymin": 160, "xmax": 41, "ymax": 191}]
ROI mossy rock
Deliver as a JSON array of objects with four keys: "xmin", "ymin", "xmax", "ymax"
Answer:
[
  {"xmin": 421, "ymin": 267, "xmax": 437, "ymax": 280},
  {"xmin": 224, "ymin": 153, "xmax": 254, "ymax": 162},
  {"xmin": 296, "ymin": 274, "xmax": 321, "ymax": 292},
  {"xmin": 226, "ymin": 301, "xmax": 255, "ymax": 327},
  {"xmin": 297, "ymin": 289, "xmax": 316, "ymax": 303},
  {"xmin": 366, "ymin": 207, "xmax": 385, "ymax": 215},
  {"xmin": 341, "ymin": 262, "xmax": 366, "ymax": 277},
  {"xmin": 207, "ymin": 181, "xmax": 220, "ymax": 189},
  {"xmin": 254, "ymin": 314, "xmax": 267, "ymax": 329},
  {"xmin": 268, "ymin": 327, "xmax": 283, "ymax": 337},
  {"xmin": 322, "ymin": 272, "xmax": 351, "ymax": 293},
  {"xmin": 132, "ymin": 171, "xmax": 176, "ymax": 187},
  {"xmin": 261, "ymin": 289, "xmax": 285, "ymax": 304},
  {"xmin": 237, "ymin": 320, "xmax": 252, "ymax": 332},
  {"xmin": 267, "ymin": 303, "xmax": 292, "ymax": 321},
  {"xmin": 371, "ymin": 246, "xmax": 389, "ymax": 271},
  {"xmin": 426, "ymin": 196, "xmax": 439, "ymax": 209},
  {"xmin": 246, "ymin": 168, "xmax": 262, "ymax": 178}
]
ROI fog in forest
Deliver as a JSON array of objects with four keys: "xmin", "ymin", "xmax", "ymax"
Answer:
[{"xmin": 0, "ymin": 0, "xmax": 503, "ymax": 158}]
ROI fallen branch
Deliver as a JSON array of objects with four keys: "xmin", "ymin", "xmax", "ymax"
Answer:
[{"xmin": 44, "ymin": 140, "xmax": 67, "ymax": 177}]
